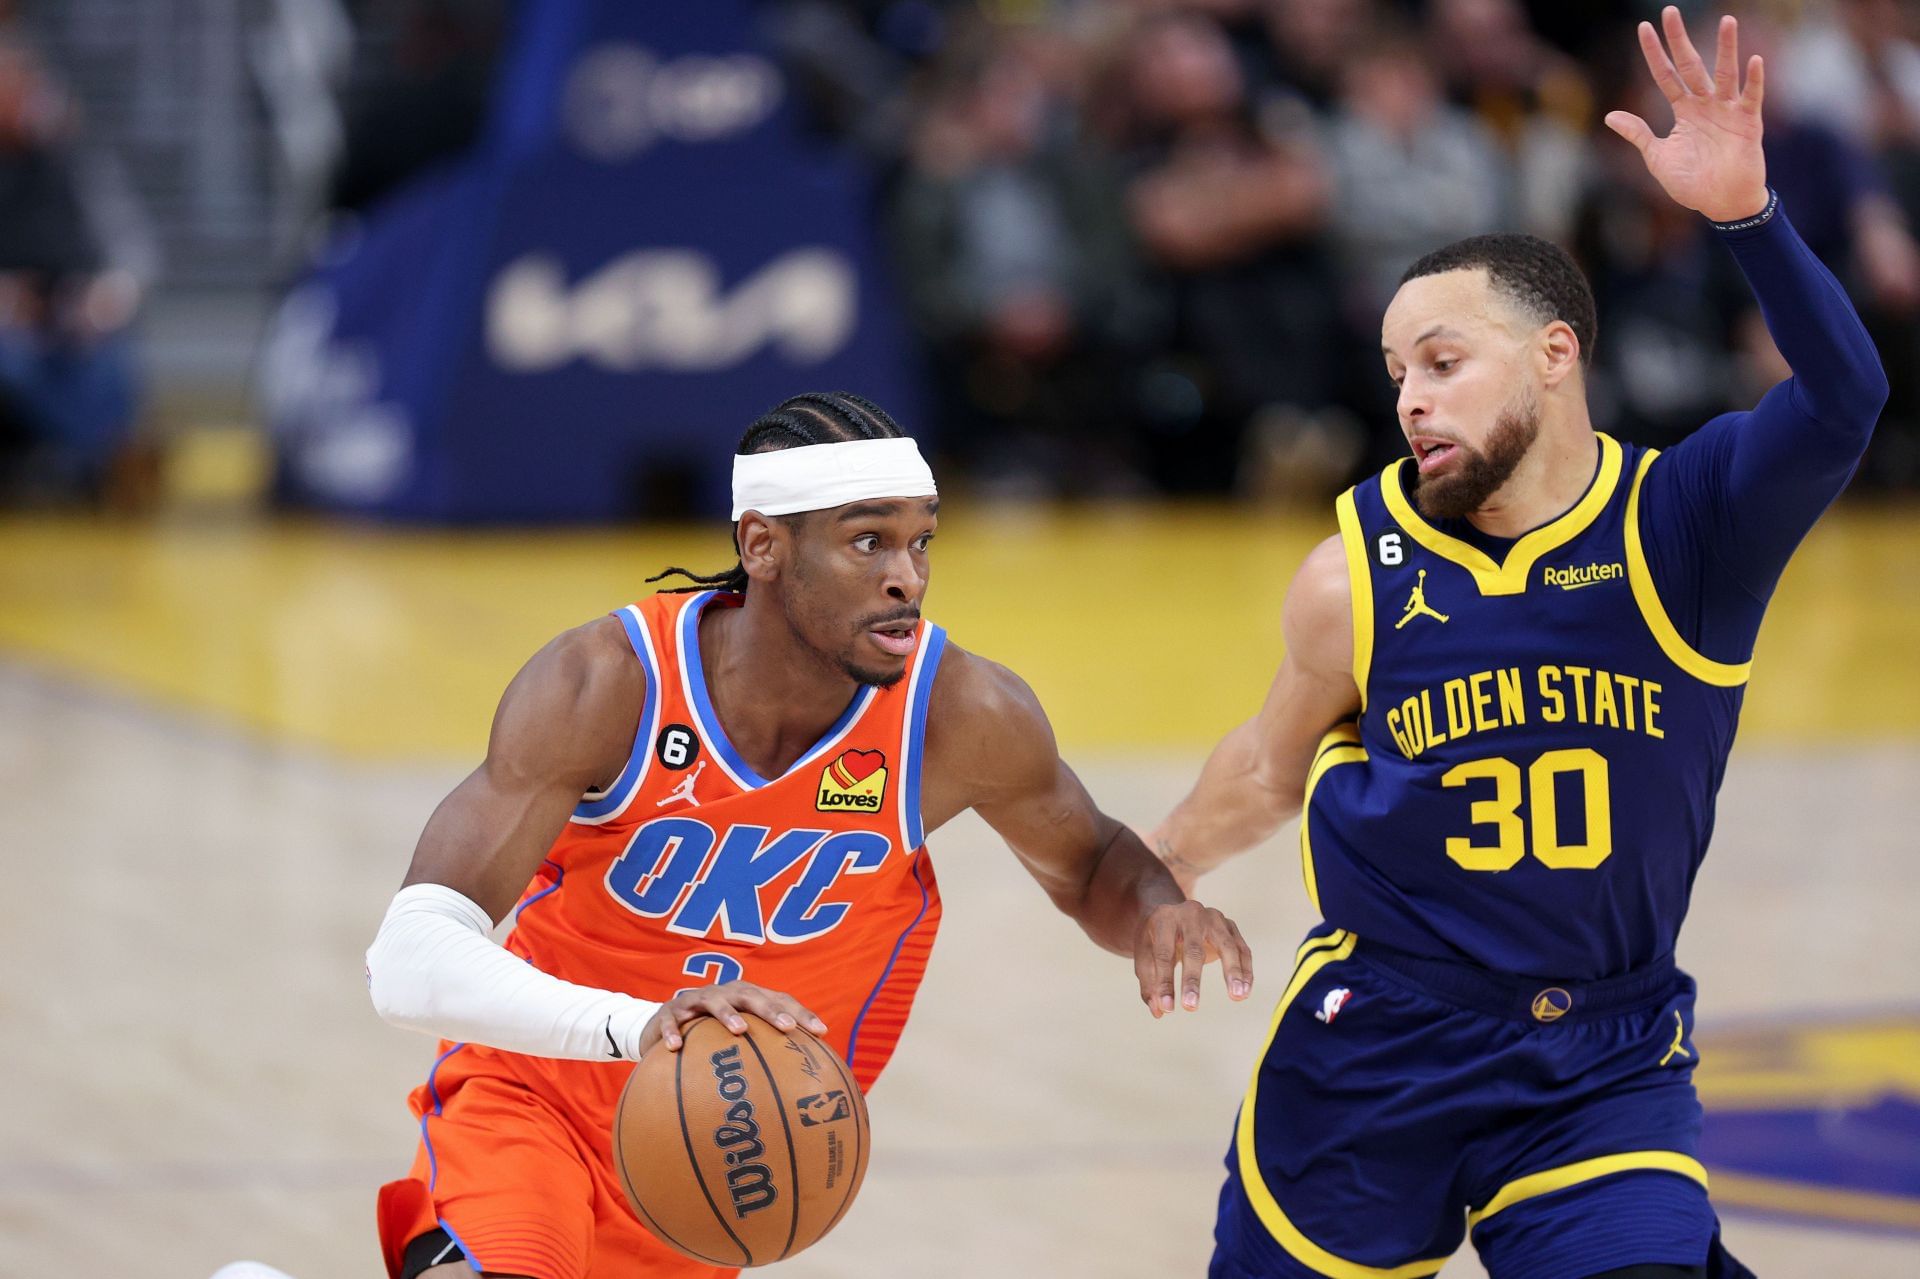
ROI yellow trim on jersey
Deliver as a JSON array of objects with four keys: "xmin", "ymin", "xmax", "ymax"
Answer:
[
  {"xmin": 1625, "ymin": 451, "xmax": 1753, "ymax": 687},
  {"xmin": 1300, "ymin": 725, "xmax": 1366, "ymax": 915},
  {"xmin": 1466, "ymin": 1151, "xmax": 1710, "ymax": 1230},
  {"xmin": 1380, "ymin": 434, "xmax": 1624, "ymax": 597},
  {"xmin": 1292, "ymin": 928, "xmax": 1351, "ymax": 969},
  {"xmin": 1235, "ymin": 933, "xmax": 1453, "ymax": 1279},
  {"xmin": 1334, "ymin": 489, "xmax": 1374, "ymax": 710}
]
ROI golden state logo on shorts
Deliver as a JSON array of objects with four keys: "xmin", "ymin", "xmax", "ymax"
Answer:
[{"xmin": 817, "ymin": 749, "xmax": 887, "ymax": 813}]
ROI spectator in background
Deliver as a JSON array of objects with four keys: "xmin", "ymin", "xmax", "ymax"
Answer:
[
  {"xmin": 0, "ymin": 3, "xmax": 141, "ymax": 504},
  {"xmin": 1323, "ymin": 32, "xmax": 1508, "ymax": 310},
  {"xmin": 1575, "ymin": 5, "xmax": 1920, "ymax": 468},
  {"xmin": 1247, "ymin": 0, "xmax": 1374, "ymax": 115},
  {"xmin": 1102, "ymin": 9, "xmax": 1350, "ymax": 495},
  {"xmin": 1777, "ymin": 0, "xmax": 1920, "ymax": 159},
  {"xmin": 1572, "ymin": 109, "xmax": 1749, "ymax": 447},
  {"xmin": 887, "ymin": 22, "xmax": 1158, "ymax": 494},
  {"xmin": 1747, "ymin": 0, "xmax": 1920, "ymax": 483},
  {"xmin": 1427, "ymin": 0, "xmax": 1592, "ymax": 241}
]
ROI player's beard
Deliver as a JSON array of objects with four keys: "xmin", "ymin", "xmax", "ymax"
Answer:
[{"xmin": 1412, "ymin": 388, "xmax": 1540, "ymax": 521}]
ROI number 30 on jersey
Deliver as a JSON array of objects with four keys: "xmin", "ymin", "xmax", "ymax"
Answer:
[{"xmin": 1442, "ymin": 748, "xmax": 1612, "ymax": 871}]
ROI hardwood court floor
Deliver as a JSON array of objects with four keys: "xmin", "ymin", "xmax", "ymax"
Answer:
[{"xmin": 1, "ymin": 507, "xmax": 1916, "ymax": 1277}]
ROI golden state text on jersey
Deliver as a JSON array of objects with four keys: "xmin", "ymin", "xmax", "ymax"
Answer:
[
  {"xmin": 1307, "ymin": 435, "xmax": 1751, "ymax": 979},
  {"xmin": 504, "ymin": 590, "xmax": 946, "ymax": 1089}
]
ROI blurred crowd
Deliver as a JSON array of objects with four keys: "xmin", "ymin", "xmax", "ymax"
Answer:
[
  {"xmin": 0, "ymin": 0, "xmax": 143, "ymax": 505},
  {"xmin": 768, "ymin": 0, "xmax": 1920, "ymax": 497},
  {"xmin": 13, "ymin": 0, "xmax": 1920, "ymax": 507}
]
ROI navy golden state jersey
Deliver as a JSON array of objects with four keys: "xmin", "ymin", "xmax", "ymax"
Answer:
[{"xmin": 1306, "ymin": 432, "xmax": 1752, "ymax": 979}]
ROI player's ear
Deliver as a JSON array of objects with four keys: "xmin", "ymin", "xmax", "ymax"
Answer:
[
  {"xmin": 1540, "ymin": 320, "xmax": 1581, "ymax": 389},
  {"xmin": 738, "ymin": 512, "xmax": 784, "ymax": 582}
]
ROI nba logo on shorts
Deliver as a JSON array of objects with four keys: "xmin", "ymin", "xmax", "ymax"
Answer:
[
  {"xmin": 1314, "ymin": 988, "xmax": 1353, "ymax": 1024},
  {"xmin": 817, "ymin": 750, "xmax": 887, "ymax": 813}
]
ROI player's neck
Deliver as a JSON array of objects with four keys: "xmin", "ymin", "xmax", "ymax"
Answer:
[
  {"xmin": 1463, "ymin": 416, "xmax": 1599, "ymax": 540},
  {"xmin": 698, "ymin": 598, "xmax": 863, "ymax": 777}
]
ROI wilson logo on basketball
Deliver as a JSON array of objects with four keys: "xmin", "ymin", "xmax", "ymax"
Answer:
[
  {"xmin": 710, "ymin": 1044, "xmax": 779, "ymax": 1218},
  {"xmin": 817, "ymin": 749, "xmax": 887, "ymax": 813}
]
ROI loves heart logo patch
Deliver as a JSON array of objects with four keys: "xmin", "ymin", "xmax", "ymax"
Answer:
[{"xmin": 817, "ymin": 749, "xmax": 887, "ymax": 814}]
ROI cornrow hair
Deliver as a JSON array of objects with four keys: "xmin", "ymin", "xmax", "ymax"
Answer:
[
  {"xmin": 1400, "ymin": 234, "xmax": 1599, "ymax": 366},
  {"xmin": 650, "ymin": 391, "xmax": 908, "ymax": 594}
]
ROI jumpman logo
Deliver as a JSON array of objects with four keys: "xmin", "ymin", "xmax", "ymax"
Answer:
[
  {"xmin": 1659, "ymin": 1010, "xmax": 1693, "ymax": 1066},
  {"xmin": 656, "ymin": 759, "xmax": 707, "ymax": 808},
  {"xmin": 1395, "ymin": 569, "xmax": 1450, "ymax": 628}
]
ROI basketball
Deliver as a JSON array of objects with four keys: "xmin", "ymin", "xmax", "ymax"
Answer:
[{"xmin": 612, "ymin": 1015, "xmax": 870, "ymax": 1268}]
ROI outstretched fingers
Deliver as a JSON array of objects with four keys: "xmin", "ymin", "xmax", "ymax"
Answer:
[
  {"xmin": 1713, "ymin": 15, "xmax": 1739, "ymax": 98},
  {"xmin": 1661, "ymin": 5, "xmax": 1715, "ymax": 97},
  {"xmin": 1742, "ymin": 52, "xmax": 1765, "ymax": 109},
  {"xmin": 1637, "ymin": 19, "xmax": 1685, "ymax": 103},
  {"xmin": 1604, "ymin": 110, "xmax": 1657, "ymax": 155}
]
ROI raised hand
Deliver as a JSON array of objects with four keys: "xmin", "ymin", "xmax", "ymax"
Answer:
[{"xmin": 1605, "ymin": 7, "xmax": 1769, "ymax": 224}]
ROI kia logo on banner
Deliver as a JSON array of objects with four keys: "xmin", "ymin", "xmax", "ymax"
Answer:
[
  {"xmin": 487, "ymin": 248, "xmax": 857, "ymax": 372},
  {"xmin": 564, "ymin": 44, "xmax": 782, "ymax": 161}
]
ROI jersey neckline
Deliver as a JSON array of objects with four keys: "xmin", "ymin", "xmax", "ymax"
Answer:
[
  {"xmin": 676, "ymin": 590, "xmax": 880, "ymax": 791},
  {"xmin": 1380, "ymin": 432, "xmax": 1623, "ymax": 597}
]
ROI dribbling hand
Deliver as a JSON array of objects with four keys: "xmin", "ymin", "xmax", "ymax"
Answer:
[
  {"xmin": 1135, "ymin": 900, "xmax": 1254, "ymax": 1018},
  {"xmin": 639, "ymin": 981, "xmax": 830, "ymax": 1056},
  {"xmin": 1605, "ymin": 7, "xmax": 1769, "ymax": 224}
]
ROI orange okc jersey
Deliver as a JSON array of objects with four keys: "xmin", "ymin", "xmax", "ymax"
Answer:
[
  {"xmin": 378, "ymin": 590, "xmax": 948, "ymax": 1279},
  {"xmin": 515, "ymin": 588, "xmax": 946, "ymax": 1089}
]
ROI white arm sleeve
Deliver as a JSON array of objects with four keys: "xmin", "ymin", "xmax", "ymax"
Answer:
[{"xmin": 365, "ymin": 882, "xmax": 662, "ymax": 1062}]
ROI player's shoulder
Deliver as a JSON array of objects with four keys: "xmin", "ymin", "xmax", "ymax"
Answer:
[
  {"xmin": 925, "ymin": 641, "xmax": 1045, "ymax": 733},
  {"xmin": 489, "ymin": 613, "xmax": 644, "ymax": 774},
  {"xmin": 1290, "ymin": 533, "xmax": 1352, "ymax": 618},
  {"xmin": 921, "ymin": 641, "xmax": 1057, "ymax": 804},
  {"xmin": 526, "ymin": 614, "xmax": 644, "ymax": 708}
]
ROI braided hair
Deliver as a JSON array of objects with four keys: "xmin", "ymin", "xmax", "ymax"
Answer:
[{"xmin": 649, "ymin": 391, "xmax": 909, "ymax": 594}]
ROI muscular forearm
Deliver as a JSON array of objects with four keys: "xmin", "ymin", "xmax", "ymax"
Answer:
[
  {"xmin": 1061, "ymin": 826, "xmax": 1187, "ymax": 957},
  {"xmin": 1154, "ymin": 719, "xmax": 1302, "ymax": 883}
]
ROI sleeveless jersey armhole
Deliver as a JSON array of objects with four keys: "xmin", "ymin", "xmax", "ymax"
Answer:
[
  {"xmin": 898, "ymin": 623, "xmax": 949, "ymax": 853},
  {"xmin": 1624, "ymin": 451, "xmax": 1753, "ymax": 688},
  {"xmin": 1335, "ymin": 488, "xmax": 1374, "ymax": 712},
  {"xmin": 571, "ymin": 604, "xmax": 663, "ymax": 824}
]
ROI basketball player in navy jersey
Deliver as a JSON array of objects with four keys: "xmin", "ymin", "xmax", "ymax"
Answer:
[{"xmin": 1151, "ymin": 10, "xmax": 1884, "ymax": 1278}]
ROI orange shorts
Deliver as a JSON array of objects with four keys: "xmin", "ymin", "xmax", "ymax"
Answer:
[{"xmin": 377, "ymin": 1042, "xmax": 737, "ymax": 1279}]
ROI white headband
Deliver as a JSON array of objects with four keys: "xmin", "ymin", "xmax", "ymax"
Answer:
[{"xmin": 731, "ymin": 437, "xmax": 937, "ymax": 520}]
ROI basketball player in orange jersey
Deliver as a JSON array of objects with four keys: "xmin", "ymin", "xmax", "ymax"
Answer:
[{"xmin": 359, "ymin": 391, "xmax": 1254, "ymax": 1279}]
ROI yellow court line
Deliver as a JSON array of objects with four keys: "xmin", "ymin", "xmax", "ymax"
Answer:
[{"xmin": 1706, "ymin": 1170, "xmax": 1920, "ymax": 1230}]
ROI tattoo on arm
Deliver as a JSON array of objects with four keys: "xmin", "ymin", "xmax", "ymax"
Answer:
[{"xmin": 1156, "ymin": 837, "xmax": 1202, "ymax": 876}]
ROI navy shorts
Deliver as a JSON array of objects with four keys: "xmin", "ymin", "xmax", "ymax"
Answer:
[{"xmin": 1211, "ymin": 926, "xmax": 1753, "ymax": 1279}]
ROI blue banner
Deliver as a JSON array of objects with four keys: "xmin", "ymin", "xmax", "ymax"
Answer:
[{"xmin": 263, "ymin": 0, "xmax": 918, "ymax": 520}]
